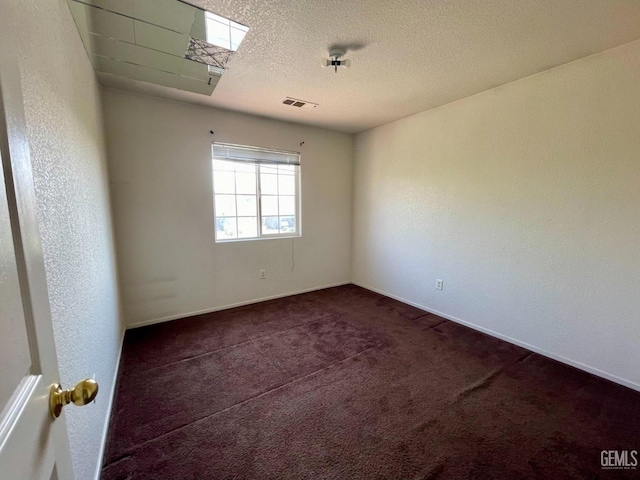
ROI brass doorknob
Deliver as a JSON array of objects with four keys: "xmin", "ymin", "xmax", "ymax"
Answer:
[{"xmin": 49, "ymin": 378, "xmax": 99, "ymax": 418}]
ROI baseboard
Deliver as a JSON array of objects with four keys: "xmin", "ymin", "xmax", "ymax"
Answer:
[
  {"xmin": 353, "ymin": 281, "xmax": 640, "ymax": 393},
  {"xmin": 93, "ymin": 327, "xmax": 126, "ymax": 480},
  {"xmin": 127, "ymin": 281, "xmax": 351, "ymax": 329}
]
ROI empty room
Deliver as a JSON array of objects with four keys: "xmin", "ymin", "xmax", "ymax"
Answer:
[{"xmin": 1, "ymin": 0, "xmax": 639, "ymax": 479}]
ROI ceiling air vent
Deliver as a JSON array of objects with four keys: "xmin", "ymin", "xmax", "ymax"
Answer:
[{"xmin": 282, "ymin": 97, "xmax": 318, "ymax": 110}]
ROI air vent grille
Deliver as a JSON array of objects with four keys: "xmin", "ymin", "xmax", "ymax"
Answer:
[{"xmin": 282, "ymin": 97, "xmax": 318, "ymax": 110}]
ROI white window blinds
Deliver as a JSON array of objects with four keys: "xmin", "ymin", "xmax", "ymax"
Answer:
[{"xmin": 212, "ymin": 143, "xmax": 300, "ymax": 165}]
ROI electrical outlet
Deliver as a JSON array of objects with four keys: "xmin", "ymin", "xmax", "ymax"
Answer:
[
  {"xmin": 435, "ymin": 279, "xmax": 443, "ymax": 290},
  {"xmin": 260, "ymin": 269, "xmax": 266, "ymax": 279}
]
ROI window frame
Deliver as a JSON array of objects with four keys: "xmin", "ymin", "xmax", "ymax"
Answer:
[{"xmin": 212, "ymin": 143, "xmax": 302, "ymax": 243}]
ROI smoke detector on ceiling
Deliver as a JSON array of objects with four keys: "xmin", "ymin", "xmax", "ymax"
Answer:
[
  {"xmin": 282, "ymin": 97, "xmax": 318, "ymax": 110},
  {"xmin": 322, "ymin": 48, "xmax": 351, "ymax": 73}
]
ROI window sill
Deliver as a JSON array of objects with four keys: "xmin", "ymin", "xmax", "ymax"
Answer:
[{"xmin": 215, "ymin": 234, "xmax": 301, "ymax": 244}]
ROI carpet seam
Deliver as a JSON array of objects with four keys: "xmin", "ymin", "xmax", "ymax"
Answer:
[
  {"xmin": 451, "ymin": 350, "xmax": 536, "ymax": 402},
  {"xmin": 516, "ymin": 351, "xmax": 535, "ymax": 363},
  {"xmin": 127, "ymin": 314, "xmax": 336, "ymax": 376},
  {"xmin": 411, "ymin": 312, "xmax": 436, "ymax": 322},
  {"xmin": 423, "ymin": 319, "xmax": 449, "ymax": 330},
  {"xmin": 453, "ymin": 367, "xmax": 503, "ymax": 401},
  {"xmin": 106, "ymin": 343, "xmax": 383, "ymax": 463}
]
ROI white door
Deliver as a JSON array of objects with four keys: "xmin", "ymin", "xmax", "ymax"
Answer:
[{"xmin": 0, "ymin": 2, "xmax": 74, "ymax": 479}]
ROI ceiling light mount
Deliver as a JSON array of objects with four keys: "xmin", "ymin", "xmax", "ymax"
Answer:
[{"xmin": 323, "ymin": 48, "xmax": 351, "ymax": 73}]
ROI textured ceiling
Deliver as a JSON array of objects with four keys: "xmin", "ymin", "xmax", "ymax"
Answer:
[{"xmin": 97, "ymin": 0, "xmax": 640, "ymax": 133}]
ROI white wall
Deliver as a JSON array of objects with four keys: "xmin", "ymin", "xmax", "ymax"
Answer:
[
  {"xmin": 14, "ymin": 1, "xmax": 124, "ymax": 479},
  {"xmin": 103, "ymin": 90, "xmax": 352, "ymax": 327},
  {"xmin": 353, "ymin": 40, "xmax": 640, "ymax": 391}
]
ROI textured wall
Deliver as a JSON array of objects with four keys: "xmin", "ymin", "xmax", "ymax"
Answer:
[
  {"xmin": 353, "ymin": 40, "xmax": 640, "ymax": 390},
  {"xmin": 14, "ymin": 0, "xmax": 123, "ymax": 479},
  {"xmin": 103, "ymin": 89, "xmax": 352, "ymax": 327}
]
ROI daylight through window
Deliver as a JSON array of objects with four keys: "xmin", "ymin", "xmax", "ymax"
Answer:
[{"xmin": 212, "ymin": 143, "xmax": 301, "ymax": 242}]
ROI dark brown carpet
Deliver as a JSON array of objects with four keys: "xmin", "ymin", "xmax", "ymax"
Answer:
[{"xmin": 101, "ymin": 284, "xmax": 640, "ymax": 479}]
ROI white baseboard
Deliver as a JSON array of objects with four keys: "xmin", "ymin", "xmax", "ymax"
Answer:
[
  {"xmin": 93, "ymin": 327, "xmax": 126, "ymax": 480},
  {"xmin": 127, "ymin": 281, "xmax": 351, "ymax": 329},
  {"xmin": 353, "ymin": 281, "xmax": 640, "ymax": 393}
]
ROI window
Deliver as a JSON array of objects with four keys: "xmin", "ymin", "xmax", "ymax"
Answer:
[{"xmin": 212, "ymin": 143, "xmax": 301, "ymax": 242}]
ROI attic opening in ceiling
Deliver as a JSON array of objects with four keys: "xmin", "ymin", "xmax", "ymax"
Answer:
[{"xmin": 66, "ymin": 0, "xmax": 249, "ymax": 96}]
